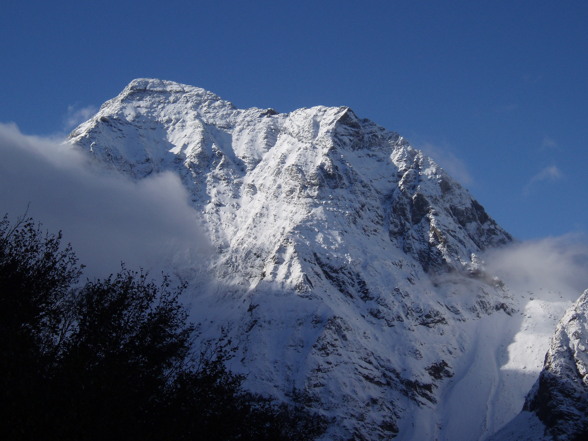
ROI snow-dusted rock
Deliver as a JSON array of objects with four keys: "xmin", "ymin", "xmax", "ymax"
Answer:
[
  {"xmin": 494, "ymin": 290, "xmax": 588, "ymax": 441},
  {"xmin": 68, "ymin": 78, "xmax": 529, "ymax": 440}
]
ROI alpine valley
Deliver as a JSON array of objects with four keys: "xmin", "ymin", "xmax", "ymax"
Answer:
[{"xmin": 67, "ymin": 79, "xmax": 588, "ymax": 441}]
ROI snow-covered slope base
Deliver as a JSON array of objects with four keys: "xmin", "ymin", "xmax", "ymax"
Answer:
[
  {"xmin": 492, "ymin": 290, "xmax": 588, "ymax": 441},
  {"xmin": 67, "ymin": 79, "xmax": 580, "ymax": 440}
]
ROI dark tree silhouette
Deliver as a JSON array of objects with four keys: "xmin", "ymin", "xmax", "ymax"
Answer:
[
  {"xmin": 0, "ymin": 214, "xmax": 82, "ymax": 438},
  {"xmin": 0, "ymin": 214, "xmax": 325, "ymax": 441},
  {"xmin": 50, "ymin": 270, "xmax": 194, "ymax": 440}
]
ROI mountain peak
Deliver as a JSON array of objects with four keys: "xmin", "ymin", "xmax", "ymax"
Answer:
[
  {"xmin": 70, "ymin": 78, "xmax": 511, "ymax": 273},
  {"xmin": 68, "ymin": 79, "xmax": 517, "ymax": 440},
  {"xmin": 102, "ymin": 78, "xmax": 236, "ymax": 120},
  {"xmin": 124, "ymin": 77, "xmax": 222, "ymax": 99}
]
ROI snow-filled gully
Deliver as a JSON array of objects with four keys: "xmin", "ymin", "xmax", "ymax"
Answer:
[{"xmin": 398, "ymin": 292, "xmax": 570, "ymax": 441}]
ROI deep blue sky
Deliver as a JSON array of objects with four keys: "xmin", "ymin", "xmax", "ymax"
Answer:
[{"xmin": 1, "ymin": 0, "xmax": 587, "ymax": 240}]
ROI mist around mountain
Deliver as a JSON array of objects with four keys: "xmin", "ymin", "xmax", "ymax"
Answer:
[{"xmin": 1, "ymin": 79, "xmax": 587, "ymax": 440}]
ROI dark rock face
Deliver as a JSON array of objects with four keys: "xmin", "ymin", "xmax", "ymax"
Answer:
[
  {"xmin": 527, "ymin": 371, "xmax": 588, "ymax": 441},
  {"xmin": 426, "ymin": 360, "xmax": 454, "ymax": 380}
]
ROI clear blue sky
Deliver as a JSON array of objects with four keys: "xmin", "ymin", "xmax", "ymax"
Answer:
[{"xmin": 1, "ymin": 0, "xmax": 587, "ymax": 240}]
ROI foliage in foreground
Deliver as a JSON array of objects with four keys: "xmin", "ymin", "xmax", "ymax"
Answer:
[{"xmin": 0, "ymin": 214, "xmax": 325, "ymax": 441}]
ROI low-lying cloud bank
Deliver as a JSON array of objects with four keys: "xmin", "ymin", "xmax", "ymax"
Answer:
[
  {"xmin": 484, "ymin": 235, "xmax": 588, "ymax": 301},
  {"xmin": 0, "ymin": 123, "xmax": 211, "ymax": 280}
]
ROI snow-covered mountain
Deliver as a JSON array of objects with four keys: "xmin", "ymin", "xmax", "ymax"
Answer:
[{"xmin": 67, "ymin": 79, "xmax": 585, "ymax": 440}]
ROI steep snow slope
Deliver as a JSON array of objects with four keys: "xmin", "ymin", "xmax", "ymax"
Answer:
[
  {"xmin": 398, "ymin": 286, "xmax": 576, "ymax": 441},
  {"xmin": 68, "ymin": 78, "xmax": 552, "ymax": 440},
  {"xmin": 492, "ymin": 290, "xmax": 588, "ymax": 441}
]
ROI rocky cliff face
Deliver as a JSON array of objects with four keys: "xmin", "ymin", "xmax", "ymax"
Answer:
[{"xmin": 69, "ymin": 79, "xmax": 519, "ymax": 440}]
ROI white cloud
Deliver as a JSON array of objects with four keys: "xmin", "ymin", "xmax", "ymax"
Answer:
[
  {"xmin": 0, "ymin": 123, "xmax": 211, "ymax": 280},
  {"xmin": 419, "ymin": 142, "xmax": 474, "ymax": 186},
  {"xmin": 535, "ymin": 165, "xmax": 562, "ymax": 180},
  {"xmin": 484, "ymin": 235, "xmax": 588, "ymax": 301},
  {"xmin": 63, "ymin": 104, "xmax": 98, "ymax": 131},
  {"xmin": 541, "ymin": 136, "xmax": 558, "ymax": 149},
  {"xmin": 523, "ymin": 165, "xmax": 563, "ymax": 195}
]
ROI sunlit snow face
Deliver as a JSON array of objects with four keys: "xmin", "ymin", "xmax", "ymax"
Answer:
[
  {"xmin": 480, "ymin": 234, "xmax": 588, "ymax": 413},
  {"xmin": 0, "ymin": 123, "xmax": 212, "ymax": 280}
]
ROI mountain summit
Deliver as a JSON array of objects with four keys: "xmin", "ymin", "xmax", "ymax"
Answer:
[
  {"xmin": 68, "ymin": 79, "xmax": 563, "ymax": 440},
  {"xmin": 70, "ymin": 78, "xmax": 511, "ymax": 274}
]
